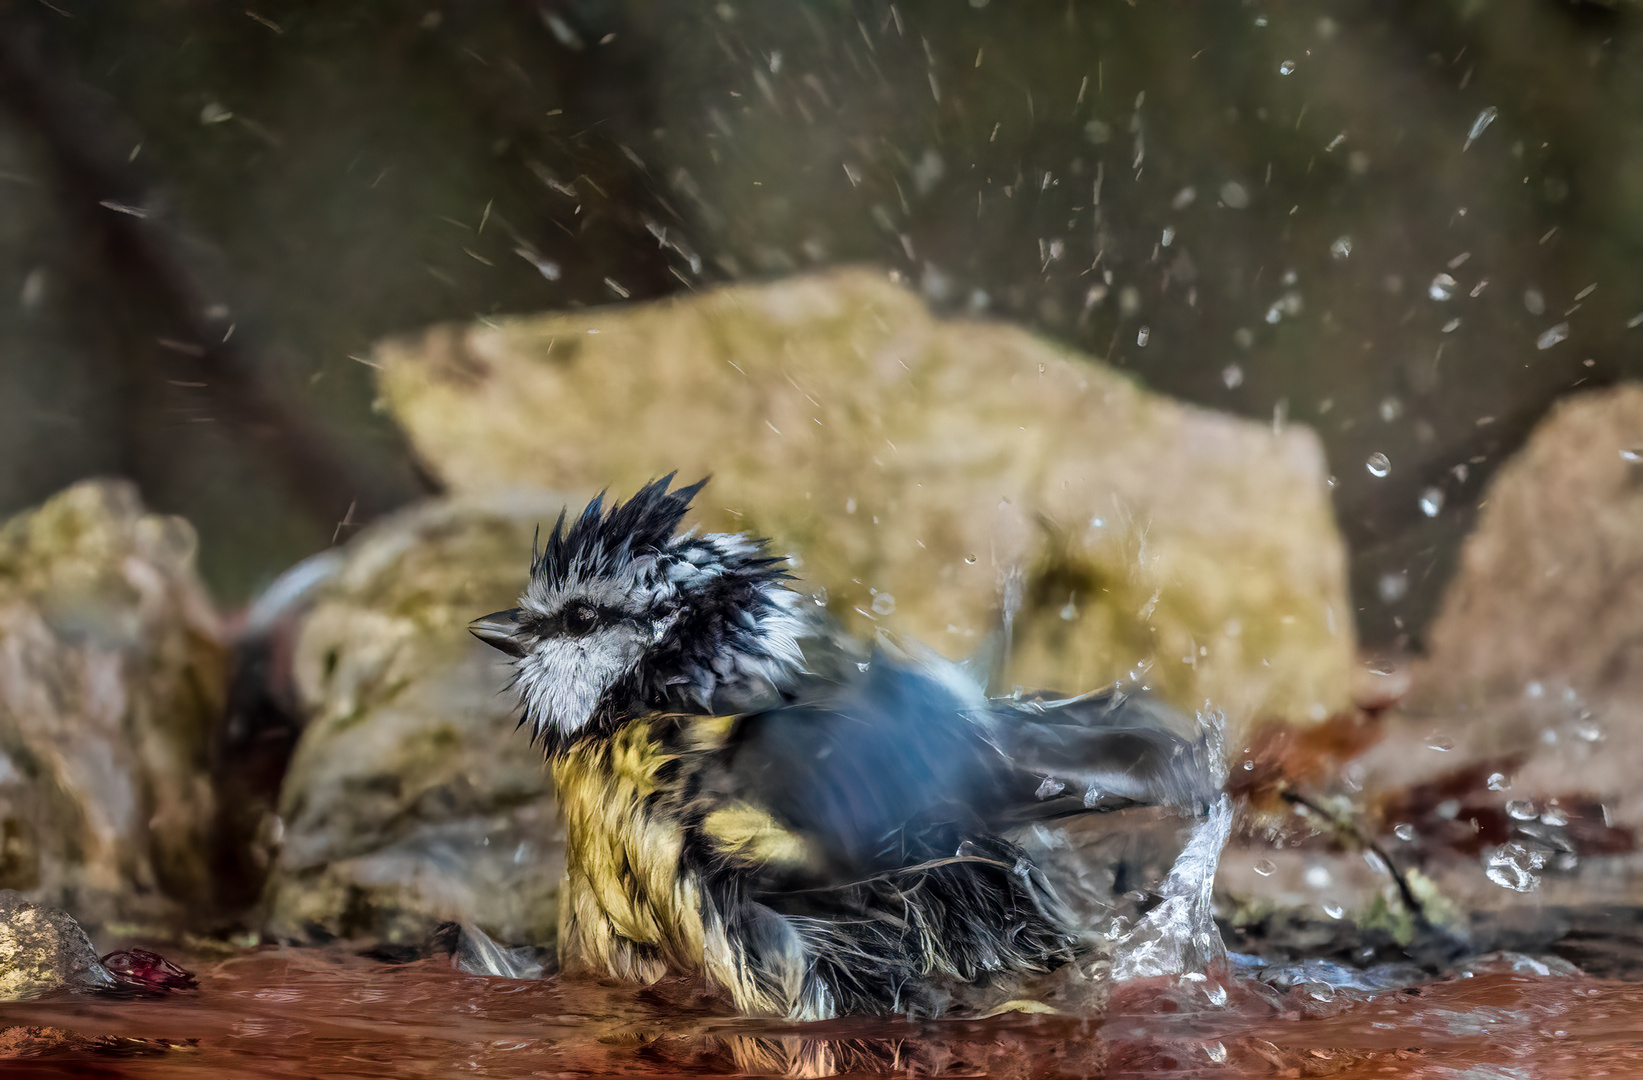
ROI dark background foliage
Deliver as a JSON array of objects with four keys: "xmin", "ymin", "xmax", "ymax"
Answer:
[{"xmin": 0, "ymin": 0, "xmax": 1637, "ymax": 648}]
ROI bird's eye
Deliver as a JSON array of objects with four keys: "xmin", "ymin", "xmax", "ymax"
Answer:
[{"xmin": 563, "ymin": 604, "xmax": 599, "ymax": 636}]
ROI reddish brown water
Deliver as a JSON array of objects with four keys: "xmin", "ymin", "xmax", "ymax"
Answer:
[{"xmin": 2, "ymin": 948, "xmax": 1642, "ymax": 1078}]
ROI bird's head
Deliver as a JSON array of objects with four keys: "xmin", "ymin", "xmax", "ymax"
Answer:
[{"xmin": 471, "ymin": 476, "xmax": 813, "ymax": 746}]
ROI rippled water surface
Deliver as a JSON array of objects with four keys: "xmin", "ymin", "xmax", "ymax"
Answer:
[{"xmin": 4, "ymin": 947, "xmax": 1643, "ymax": 1078}]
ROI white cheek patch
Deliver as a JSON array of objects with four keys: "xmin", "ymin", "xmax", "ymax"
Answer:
[{"xmin": 515, "ymin": 627, "xmax": 646, "ymax": 737}]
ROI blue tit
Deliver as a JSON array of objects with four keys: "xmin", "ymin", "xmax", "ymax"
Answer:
[{"xmin": 471, "ymin": 476, "xmax": 1215, "ymax": 1020}]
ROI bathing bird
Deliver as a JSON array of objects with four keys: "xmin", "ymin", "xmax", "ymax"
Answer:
[{"xmin": 470, "ymin": 476, "xmax": 1214, "ymax": 1020}]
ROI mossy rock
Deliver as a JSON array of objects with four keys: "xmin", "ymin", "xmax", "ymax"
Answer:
[
  {"xmin": 262, "ymin": 493, "xmax": 570, "ymax": 947},
  {"xmin": 375, "ymin": 269, "xmax": 1353, "ymax": 730}
]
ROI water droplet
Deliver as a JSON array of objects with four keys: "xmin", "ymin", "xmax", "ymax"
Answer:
[
  {"xmin": 1537, "ymin": 322, "xmax": 1570, "ymax": 350},
  {"xmin": 1419, "ymin": 487, "xmax": 1445, "ymax": 517},
  {"xmin": 1425, "ymin": 732, "xmax": 1454, "ymax": 752},
  {"xmin": 1622, "ymin": 448, "xmax": 1643, "ymax": 463},
  {"xmin": 1136, "ymin": 325, "xmax": 1151, "ymax": 347},
  {"xmin": 1394, "ymin": 823, "xmax": 1417, "ymax": 842},
  {"xmin": 871, "ymin": 593, "xmax": 896, "ymax": 616},
  {"xmin": 1487, "ymin": 772, "xmax": 1510, "ymax": 791},
  {"xmin": 1160, "ymin": 226, "xmax": 1175, "ymax": 247},
  {"xmin": 1082, "ymin": 784, "xmax": 1104, "ymax": 808},
  {"xmin": 1059, "ymin": 597, "xmax": 1078, "ymax": 621},
  {"xmin": 1442, "ymin": 317, "xmax": 1462, "ymax": 333},
  {"xmin": 1485, "ymin": 842, "xmax": 1546, "ymax": 892},
  {"xmin": 1524, "ymin": 287, "xmax": 1546, "ymax": 315},
  {"xmin": 1253, "ymin": 858, "xmax": 1276, "ymax": 877},
  {"xmin": 1379, "ymin": 396, "xmax": 1402, "ymax": 422},
  {"xmin": 1220, "ymin": 181, "xmax": 1250, "ymax": 209},
  {"xmin": 1279, "ymin": 59, "xmax": 1296, "ymax": 75},
  {"xmin": 1464, "ymin": 106, "xmax": 1498, "ymax": 150},
  {"xmin": 1322, "ymin": 902, "xmax": 1344, "ymax": 920},
  {"xmin": 811, "ymin": 587, "xmax": 828, "ymax": 606},
  {"xmin": 1329, "ymin": 236, "xmax": 1352, "ymax": 260},
  {"xmin": 1365, "ymin": 452, "xmax": 1391, "ymax": 478},
  {"xmin": 1379, "ymin": 571, "xmax": 1408, "ymax": 603},
  {"xmin": 1506, "ymin": 799, "xmax": 1539, "ymax": 821},
  {"xmin": 1304, "ymin": 865, "xmax": 1332, "ymax": 889},
  {"xmin": 1035, "ymin": 776, "xmax": 1066, "ymax": 800},
  {"xmin": 1428, "ymin": 273, "xmax": 1457, "ymax": 301},
  {"xmin": 1541, "ymin": 803, "xmax": 1569, "ymax": 827},
  {"xmin": 963, "ymin": 553, "xmax": 978, "ymax": 565},
  {"xmin": 1222, "ymin": 363, "xmax": 1244, "ymax": 389}
]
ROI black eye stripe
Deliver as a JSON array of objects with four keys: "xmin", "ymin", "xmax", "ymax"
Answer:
[{"xmin": 549, "ymin": 602, "xmax": 623, "ymax": 636}]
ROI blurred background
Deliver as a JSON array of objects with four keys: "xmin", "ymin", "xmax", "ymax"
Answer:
[{"xmin": 0, "ymin": 0, "xmax": 1637, "ymax": 649}]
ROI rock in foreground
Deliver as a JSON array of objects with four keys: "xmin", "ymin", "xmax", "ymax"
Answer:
[
  {"xmin": 374, "ymin": 269, "xmax": 1354, "ymax": 729},
  {"xmin": 0, "ymin": 889, "xmax": 116, "ymax": 1000},
  {"xmin": 261, "ymin": 494, "xmax": 569, "ymax": 947},
  {"xmin": 0, "ymin": 480, "xmax": 223, "ymax": 928}
]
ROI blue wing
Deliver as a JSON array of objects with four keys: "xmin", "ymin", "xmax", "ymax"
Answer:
[{"xmin": 713, "ymin": 650, "xmax": 1215, "ymax": 881}]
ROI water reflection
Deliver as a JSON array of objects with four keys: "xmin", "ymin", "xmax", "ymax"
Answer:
[{"xmin": 3, "ymin": 947, "xmax": 1642, "ymax": 1077}]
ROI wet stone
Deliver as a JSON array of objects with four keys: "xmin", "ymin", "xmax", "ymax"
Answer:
[
  {"xmin": 261, "ymin": 493, "xmax": 571, "ymax": 948},
  {"xmin": 0, "ymin": 480, "xmax": 225, "ymax": 928},
  {"xmin": 0, "ymin": 889, "xmax": 117, "ymax": 1000}
]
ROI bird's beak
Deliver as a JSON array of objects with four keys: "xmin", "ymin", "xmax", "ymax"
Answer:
[{"xmin": 470, "ymin": 608, "xmax": 526, "ymax": 658}]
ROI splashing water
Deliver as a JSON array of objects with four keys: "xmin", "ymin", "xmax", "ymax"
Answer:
[
  {"xmin": 1536, "ymin": 322, "xmax": 1570, "ymax": 350},
  {"xmin": 1463, "ymin": 105, "xmax": 1499, "ymax": 150},
  {"xmin": 1110, "ymin": 793, "xmax": 1233, "ymax": 980},
  {"xmin": 1110, "ymin": 709, "xmax": 1231, "ymax": 982}
]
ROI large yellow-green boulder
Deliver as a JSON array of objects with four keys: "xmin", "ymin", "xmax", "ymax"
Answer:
[{"xmin": 374, "ymin": 269, "xmax": 1352, "ymax": 729}]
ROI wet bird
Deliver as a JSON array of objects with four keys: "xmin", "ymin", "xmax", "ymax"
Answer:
[{"xmin": 471, "ymin": 476, "xmax": 1214, "ymax": 1020}]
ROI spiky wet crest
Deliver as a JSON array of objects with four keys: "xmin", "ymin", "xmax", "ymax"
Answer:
[{"xmin": 507, "ymin": 476, "xmax": 814, "ymax": 747}]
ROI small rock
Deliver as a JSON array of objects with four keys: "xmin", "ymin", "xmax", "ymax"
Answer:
[
  {"xmin": 0, "ymin": 889, "xmax": 117, "ymax": 1000},
  {"xmin": 261, "ymin": 493, "xmax": 568, "ymax": 947},
  {"xmin": 101, "ymin": 947, "xmax": 196, "ymax": 992}
]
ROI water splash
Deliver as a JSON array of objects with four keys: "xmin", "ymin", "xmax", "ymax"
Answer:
[
  {"xmin": 1536, "ymin": 322, "xmax": 1570, "ymax": 350},
  {"xmin": 1463, "ymin": 106, "xmax": 1498, "ymax": 151},
  {"xmin": 1110, "ymin": 708, "xmax": 1231, "ymax": 982},
  {"xmin": 1110, "ymin": 792, "xmax": 1233, "ymax": 980}
]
